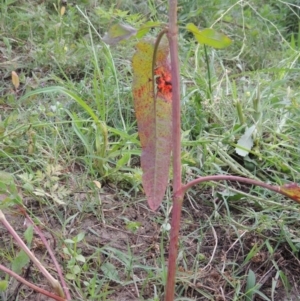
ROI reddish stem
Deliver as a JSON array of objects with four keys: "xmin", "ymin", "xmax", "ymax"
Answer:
[
  {"xmin": 165, "ymin": 192, "xmax": 183, "ymax": 301},
  {"xmin": 182, "ymin": 175, "xmax": 281, "ymax": 195},
  {"xmin": 166, "ymin": 0, "xmax": 182, "ymax": 300},
  {"xmin": 0, "ymin": 264, "xmax": 66, "ymax": 301}
]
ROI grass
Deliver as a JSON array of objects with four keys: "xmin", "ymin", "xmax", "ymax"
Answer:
[{"xmin": 1, "ymin": 0, "xmax": 300, "ymax": 300}]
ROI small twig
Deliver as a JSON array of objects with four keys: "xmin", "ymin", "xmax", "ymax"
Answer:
[{"xmin": 0, "ymin": 264, "xmax": 66, "ymax": 301}]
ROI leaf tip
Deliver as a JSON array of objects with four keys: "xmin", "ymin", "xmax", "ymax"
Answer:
[
  {"xmin": 280, "ymin": 183, "xmax": 300, "ymax": 203},
  {"xmin": 148, "ymin": 201, "xmax": 160, "ymax": 211}
]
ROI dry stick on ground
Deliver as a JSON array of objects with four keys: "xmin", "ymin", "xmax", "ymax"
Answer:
[{"xmin": 0, "ymin": 210, "xmax": 65, "ymax": 299}]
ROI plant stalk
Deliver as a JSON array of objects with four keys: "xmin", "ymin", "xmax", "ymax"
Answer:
[
  {"xmin": 182, "ymin": 175, "xmax": 283, "ymax": 195},
  {"xmin": 166, "ymin": 0, "xmax": 183, "ymax": 300},
  {"xmin": 165, "ymin": 192, "xmax": 183, "ymax": 301}
]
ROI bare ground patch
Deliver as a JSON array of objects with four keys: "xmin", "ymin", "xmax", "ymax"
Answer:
[{"xmin": 1, "ymin": 184, "xmax": 300, "ymax": 301}]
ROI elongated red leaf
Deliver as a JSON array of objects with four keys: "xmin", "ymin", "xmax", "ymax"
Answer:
[
  {"xmin": 132, "ymin": 39, "xmax": 172, "ymax": 210},
  {"xmin": 280, "ymin": 183, "xmax": 300, "ymax": 203}
]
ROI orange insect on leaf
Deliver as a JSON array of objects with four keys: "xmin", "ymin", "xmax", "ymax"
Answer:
[
  {"xmin": 132, "ymin": 38, "xmax": 172, "ymax": 211},
  {"xmin": 280, "ymin": 183, "xmax": 300, "ymax": 203}
]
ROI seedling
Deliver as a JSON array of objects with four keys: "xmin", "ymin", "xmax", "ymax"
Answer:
[
  {"xmin": 3, "ymin": 1, "xmax": 300, "ymax": 301},
  {"xmin": 103, "ymin": 1, "xmax": 300, "ymax": 300}
]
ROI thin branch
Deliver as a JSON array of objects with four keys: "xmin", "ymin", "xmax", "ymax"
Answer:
[{"xmin": 182, "ymin": 175, "xmax": 282, "ymax": 195}]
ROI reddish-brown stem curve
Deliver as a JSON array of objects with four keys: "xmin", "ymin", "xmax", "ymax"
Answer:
[
  {"xmin": 182, "ymin": 175, "xmax": 281, "ymax": 195},
  {"xmin": 0, "ymin": 264, "xmax": 66, "ymax": 301}
]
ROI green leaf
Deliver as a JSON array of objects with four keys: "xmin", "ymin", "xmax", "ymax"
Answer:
[
  {"xmin": 101, "ymin": 262, "xmax": 120, "ymax": 283},
  {"xmin": 72, "ymin": 265, "xmax": 81, "ymax": 274},
  {"xmin": 136, "ymin": 21, "xmax": 161, "ymax": 39},
  {"xmin": 0, "ymin": 171, "xmax": 18, "ymax": 196},
  {"xmin": 75, "ymin": 254, "xmax": 86, "ymax": 263},
  {"xmin": 116, "ymin": 153, "xmax": 131, "ymax": 169},
  {"xmin": 0, "ymin": 171, "xmax": 14, "ymax": 188},
  {"xmin": 64, "ymin": 239, "xmax": 75, "ymax": 244},
  {"xmin": 24, "ymin": 225, "xmax": 33, "ymax": 246},
  {"xmin": 186, "ymin": 23, "xmax": 232, "ymax": 49},
  {"xmin": 245, "ymin": 269, "xmax": 256, "ymax": 301},
  {"xmin": 0, "ymin": 171, "xmax": 22, "ymax": 208},
  {"xmin": 0, "ymin": 280, "xmax": 8, "ymax": 292},
  {"xmin": 279, "ymin": 271, "xmax": 291, "ymax": 291},
  {"xmin": 12, "ymin": 250, "xmax": 29, "ymax": 274},
  {"xmin": 132, "ymin": 38, "xmax": 172, "ymax": 210},
  {"xmin": 66, "ymin": 273, "xmax": 75, "ymax": 280},
  {"xmin": 102, "ymin": 22, "xmax": 137, "ymax": 46},
  {"xmin": 76, "ymin": 232, "xmax": 85, "ymax": 243},
  {"xmin": 125, "ymin": 221, "xmax": 141, "ymax": 233}
]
